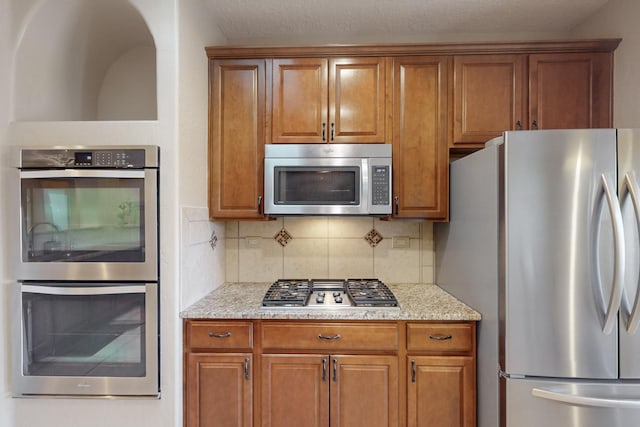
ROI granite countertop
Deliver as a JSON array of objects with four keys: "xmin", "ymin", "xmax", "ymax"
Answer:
[{"xmin": 180, "ymin": 282, "xmax": 481, "ymax": 321}]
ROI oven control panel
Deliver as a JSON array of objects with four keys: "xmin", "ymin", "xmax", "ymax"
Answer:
[{"xmin": 19, "ymin": 147, "xmax": 158, "ymax": 169}]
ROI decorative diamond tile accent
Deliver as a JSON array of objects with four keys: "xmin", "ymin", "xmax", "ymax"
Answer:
[
  {"xmin": 209, "ymin": 230, "xmax": 218, "ymax": 251},
  {"xmin": 274, "ymin": 228, "xmax": 293, "ymax": 247},
  {"xmin": 364, "ymin": 228, "xmax": 383, "ymax": 247}
]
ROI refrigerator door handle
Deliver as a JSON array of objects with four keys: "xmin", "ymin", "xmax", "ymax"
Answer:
[
  {"xmin": 532, "ymin": 387, "xmax": 640, "ymax": 409},
  {"xmin": 622, "ymin": 172, "xmax": 640, "ymax": 334},
  {"xmin": 599, "ymin": 174, "xmax": 626, "ymax": 335}
]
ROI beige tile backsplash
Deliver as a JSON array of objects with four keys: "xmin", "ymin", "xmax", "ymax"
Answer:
[{"xmin": 225, "ymin": 217, "xmax": 435, "ymax": 284}]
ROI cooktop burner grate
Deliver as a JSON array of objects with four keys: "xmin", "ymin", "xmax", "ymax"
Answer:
[
  {"xmin": 261, "ymin": 278, "xmax": 398, "ymax": 308},
  {"xmin": 345, "ymin": 279, "xmax": 398, "ymax": 307},
  {"xmin": 261, "ymin": 279, "xmax": 311, "ymax": 307}
]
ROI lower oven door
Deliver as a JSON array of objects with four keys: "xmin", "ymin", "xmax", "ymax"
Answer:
[{"xmin": 12, "ymin": 282, "xmax": 159, "ymax": 397}]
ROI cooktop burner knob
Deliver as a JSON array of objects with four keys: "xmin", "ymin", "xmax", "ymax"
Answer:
[
  {"xmin": 333, "ymin": 292, "xmax": 341, "ymax": 298},
  {"xmin": 335, "ymin": 296, "xmax": 343, "ymax": 303},
  {"xmin": 316, "ymin": 296, "xmax": 325, "ymax": 304}
]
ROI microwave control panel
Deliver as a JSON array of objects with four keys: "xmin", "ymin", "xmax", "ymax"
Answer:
[{"xmin": 371, "ymin": 165, "xmax": 390, "ymax": 205}]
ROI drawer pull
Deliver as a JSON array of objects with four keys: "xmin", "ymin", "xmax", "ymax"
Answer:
[
  {"xmin": 318, "ymin": 333, "xmax": 342, "ymax": 341},
  {"xmin": 208, "ymin": 331, "xmax": 232, "ymax": 339},
  {"xmin": 429, "ymin": 334, "xmax": 453, "ymax": 341}
]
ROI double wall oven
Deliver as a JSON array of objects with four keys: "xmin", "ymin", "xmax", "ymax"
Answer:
[{"xmin": 12, "ymin": 146, "xmax": 160, "ymax": 398}]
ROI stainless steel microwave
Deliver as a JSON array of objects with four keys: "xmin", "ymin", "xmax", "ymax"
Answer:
[{"xmin": 264, "ymin": 144, "xmax": 392, "ymax": 215}]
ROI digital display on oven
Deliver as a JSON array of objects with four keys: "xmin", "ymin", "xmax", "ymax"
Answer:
[{"xmin": 74, "ymin": 152, "xmax": 93, "ymax": 166}]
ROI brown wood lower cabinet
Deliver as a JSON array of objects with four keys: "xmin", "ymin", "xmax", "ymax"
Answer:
[
  {"xmin": 184, "ymin": 319, "xmax": 476, "ymax": 427},
  {"xmin": 407, "ymin": 356, "xmax": 475, "ymax": 427},
  {"xmin": 261, "ymin": 354, "xmax": 398, "ymax": 427}
]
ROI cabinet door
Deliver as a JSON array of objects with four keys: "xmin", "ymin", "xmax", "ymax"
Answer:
[
  {"xmin": 186, "ymin": 353, "xmax": 253, "ymax": 427},
  {"xmin": 407, "ymin": 356, "xmax": 475, "ymax": 427},
  {"xmin": 529, "ymin": 52, "xmax": 613, "ymax": 130},
  {"xmin": 392, "ymin": 56, "xmax": 449, "ymax": 220},
  {"xmin": 272, "ymin": 58, "xmax": 328, "ymax": 143},
  {"xmin": 209, "ymin": 59, "xmax": 266, "ymax": 219},
  {"xmin": 331, "ymin": 355, "xmax": 399, "ymax": 427},
  {"xmin": 452, "ymin": 54, "xmax": 526, "ymax": 148},
  {"xmin": 261, "ymin": 354, "xmax": 329, "ymax": 427},
  {"xmin": 329, "ymin": 57, "xmax": 386, "ymax": 143}
]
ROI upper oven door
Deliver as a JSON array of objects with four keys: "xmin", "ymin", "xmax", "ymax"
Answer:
[{"xmin": 17, "ymin": 169, "xmax": 158, "ymax": 281}]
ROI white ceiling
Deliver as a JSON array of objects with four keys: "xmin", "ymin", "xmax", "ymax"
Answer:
[{"xmin": 204, "ymin": 0, "xmax": 611, "ymax": 44}]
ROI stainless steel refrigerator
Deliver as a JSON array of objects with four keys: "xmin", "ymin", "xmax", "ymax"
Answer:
[{"xmin": 435, "ymin": 129, "xmax": 640, "ymax": 427}]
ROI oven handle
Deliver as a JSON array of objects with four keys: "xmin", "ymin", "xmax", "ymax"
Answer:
[
  {"xmin": 21, "ymin": 284, "xmax": 148, "ymax": 295},
  {"xmin": 20, "ymin": 170, "xmax": 146, "ymax": 179}
]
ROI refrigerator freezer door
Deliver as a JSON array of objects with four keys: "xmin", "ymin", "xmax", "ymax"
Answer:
[
  {"xmin": 502, "ymin": 129, "xmax": 620, "ymax": 379},
  {"xmin": 618, "ymin": 128, "xmax": 640, "ymax": 379},
  {"xmin": 506, "ymin": 377, "xmax": 640, "ymax": 427}
]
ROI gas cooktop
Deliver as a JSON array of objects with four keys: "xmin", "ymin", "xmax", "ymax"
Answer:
[{"xmin": 261, "ymin": 278, "xmax": 399, "ymax": 309}]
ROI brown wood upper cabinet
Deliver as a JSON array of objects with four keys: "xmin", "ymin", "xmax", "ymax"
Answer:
[
  {"xmin": 272, "ymin": 57, "xmax": 386, "ymax": 143},
  {"xmin": 208, "ymin": 59, "xmax": 266, "ymax": 219},
  {"xmin": 392, "ymin": 56, "xmax": 449, "ymax": 220},
  {"xmin": 451, "ymin": 54, "xmax": 526, "ymax": 149},
  {"xmin": 451, "ymin": 51, "xmax": 614, "ymax": 149},
  {"xmin": 529, "ymin": 52, "xmax": 612, "ymax": 131}
]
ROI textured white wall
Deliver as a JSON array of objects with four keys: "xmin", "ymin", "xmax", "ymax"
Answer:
[{"xmin": 571, "ymin": 0, "xmax": 640, "ymax": 128}]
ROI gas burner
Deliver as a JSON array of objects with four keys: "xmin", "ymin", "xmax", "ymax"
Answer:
[
  {"xmin": 262, "ymin": 279, "xmax": 311, "ymax": 307},
  {"xmin": 345, "ymin": 279, "xmax": 398, "ymax": 307},
  {"xmin": 262, "ymin": 278, "xmax": 398, "ymax": 309}
]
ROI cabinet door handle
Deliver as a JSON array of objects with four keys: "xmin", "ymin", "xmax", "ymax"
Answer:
[
  {"xmin": 257, "ymin": 195, "xmax": 263, "ymax": 215},
  {"xmin": 428, "ymin": 334, "xmax": 453, "ymax": 341},
  {"xmin": 244, "ymin": 357, "xmax": 250, "ymax": 381},
  {"xmin": 322, "ymin": 357, "xmax": 328, "ymax": 382},
  {"xmin": 394, "ymin": 196, "xmax": 399, "ymax": 215},
  {"xmin": 532, "ymin": 119, "xmax": 539, "ymax": 130},
  {"xmin": 322, "ymin": 122, "xmax": 327, "ymax": 141},
  {"xmin": 318, "ymin": 333, "xmax": 342, "ymax": 340},
  {"xmin": 411, "ymin": 359, "xmax": 416, "ymax": 383},
  {"xmin": 333, "ymin": 358, "xmax": 338, "ymax": 382},
  {"xmin": 330, "ymin": 122, "xmax": 335, "ymax": 141},
  {"xmin": 516, "ymin": 120, "xmax": 522, "ymax": 130},
  {"xmin": 208, "ymin": 331, "xmax": 232, "ymax": 338}
]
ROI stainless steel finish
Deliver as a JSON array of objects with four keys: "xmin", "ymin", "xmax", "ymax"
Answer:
[
  {"xmin": 502, "ymin": 129, "xmax": 618, "ymax": 379},
  {"xmin": 16, "ymin": 167, "xmax": 158, "ymax": 282},
  {"xmin": 21, "ymin": 284, "xmax": 148, "ymax": 295},
  {"xmin": 435, "ymin": 144, "xmax": 501, "ymax": 427},
  {"xmin": 12, "ymin": 282, "xmax": 159, "ymax": 397},
  {"xmin": 599, "ymin": 173, "xmax": 626, "ymax": 335},
  {"xmin": 436, "ymin": 129, "xmax": 640, "ymax": 427},
  {"xmin": 507, "ymin": 377, "xmax": 640, "ymax": 426},
  {"xmin": 17, "ymin": 145, "xmax": 159, "ymax": 168},
  {"xmin": 618, "ymin": 129, "xmax": 640, "ymax": 379},
  {"xmin": 264, "ymin": 143, "xmax": 392, "ymax": 216},
  {"xmin": 20, "ymin": 170, "xmax": 145, "ymax": 179},
  {"xmin": 261, "ymin": 278, "xmax": 399, "ymax": 309}
]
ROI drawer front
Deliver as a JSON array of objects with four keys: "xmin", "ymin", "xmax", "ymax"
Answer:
[
  {"xmin": 262, "ymin": 322, "xmax": 399, "ymax": 352},
  {"xmin": 188, "ymin": 321, "xmax": 253, "ymax": 350},
  {"xmin": 407, "ymin": 323, "xmax": 473, "ymax": 353}
]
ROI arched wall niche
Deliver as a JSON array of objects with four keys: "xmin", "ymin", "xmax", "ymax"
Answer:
[{"xmin": 13, "ymin": 0, "xmax": 157, "ymax": 121}]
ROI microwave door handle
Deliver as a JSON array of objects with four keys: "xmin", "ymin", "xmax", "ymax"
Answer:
[
  {"xmin": 20, "ymin": 170, "xmax": 145, "ymax": 179},
  {"xmin": 21, "ymin": 284, "xmax": 148, "ymax": 296}
]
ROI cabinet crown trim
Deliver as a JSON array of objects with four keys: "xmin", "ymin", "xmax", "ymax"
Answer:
[{"xmin": 205, "ymin": 39, "xmax": 621, "ymax": 59}]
